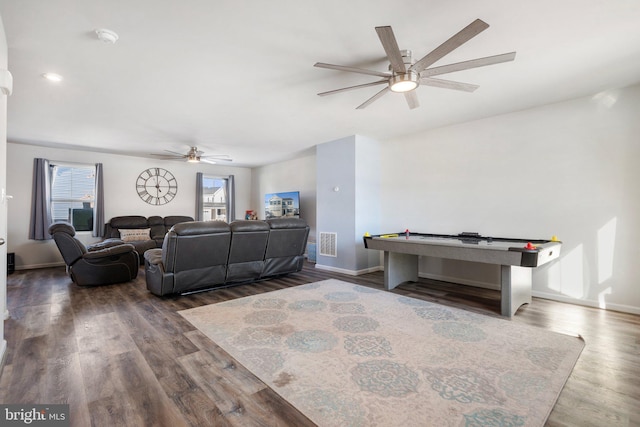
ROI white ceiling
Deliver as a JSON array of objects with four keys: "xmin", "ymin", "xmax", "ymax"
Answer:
[{"xmin": 1, "ymin": 0, "xmax": 640, "ymax": 167}]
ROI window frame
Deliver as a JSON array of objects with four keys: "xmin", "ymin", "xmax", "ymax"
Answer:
[
  {"xmin": 200, "ymin": 175, "xmax": 230, "ymax": 222},
  {"xmin": 49, "ymin": 162, "xmax": 97, "ymax": 233}
]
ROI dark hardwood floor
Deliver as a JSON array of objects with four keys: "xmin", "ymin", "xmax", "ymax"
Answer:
[{"xmin": 1, "ymin": 263, "xmax": 638, "ymax": 426}]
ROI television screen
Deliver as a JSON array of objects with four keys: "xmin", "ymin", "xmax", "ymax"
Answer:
[{"xmin": 264, "ymin": 191, "xmax": 300, "ymax": 219}]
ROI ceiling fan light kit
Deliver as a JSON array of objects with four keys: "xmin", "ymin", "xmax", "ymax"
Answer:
[
  {"xmin": 389, "ymin": 71, "xmax": 419, "ymax": 92},
  {"xmin": 315, "ymin": 19, "xmax": 516, "ymax": 109}
]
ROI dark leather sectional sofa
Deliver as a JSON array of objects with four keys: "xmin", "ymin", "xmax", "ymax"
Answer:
[
  {"xmin": 144, "ymin": 217, "xmax": 310, "ymax": 296},
  {"xmin": 104, "ymin": 215, "xmax": 194, "ymax": 263}
]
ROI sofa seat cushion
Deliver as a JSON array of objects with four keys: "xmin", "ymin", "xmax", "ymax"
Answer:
[{"xmin": 131, "ymin": 240, "xmax": 157, "ymax": 260}]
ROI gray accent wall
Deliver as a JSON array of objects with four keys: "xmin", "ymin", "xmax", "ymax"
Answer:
[{"xmin": 316, "ymin": 135, "xmax": 380, "ymax": 273}]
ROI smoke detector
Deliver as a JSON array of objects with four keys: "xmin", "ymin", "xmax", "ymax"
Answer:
[{"xmin": 95, "ymin": 29, "xmax": 119, "ymax": 44}]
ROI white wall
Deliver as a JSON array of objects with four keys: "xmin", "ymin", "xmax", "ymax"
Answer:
[
  {"xmin": 251, "ymin": 151, "xmax": 317, "ymax": 239},
  {"xmin": 380, "ymin": 84, "xmax": 640, "ymax": 314},
  {"xmin": 354, "ymin": 135, "xmax": 382, "ymax": 270},
  {"xmin": 7, "ymin": 143, "xmax": 252, "ymax": 269},
  {"xmin": 0, "ymin": 14, "xmax": 8, "ymax": 367}
]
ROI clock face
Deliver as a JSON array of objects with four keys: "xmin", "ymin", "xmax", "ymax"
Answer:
[{"xmin": 136, "ymin": 168, "xmax": 178, "ymax": 205}]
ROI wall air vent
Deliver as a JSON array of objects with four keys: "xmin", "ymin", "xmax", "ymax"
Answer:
[{"xmin": 319, "ymin": 232, "xmax": 337, "ymax": 257}]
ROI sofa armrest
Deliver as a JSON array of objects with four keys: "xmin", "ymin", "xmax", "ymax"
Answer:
[
  {"xmin": 144, "ymin": 248, "xmax": 163, "ymax": 266},
  {"xmin": 87, "ymin": 238, "xmax": 125, "ymax": 251},
  {"xmin": 83, "ymin": 243, "xmax": 137, "ymax": 259}
]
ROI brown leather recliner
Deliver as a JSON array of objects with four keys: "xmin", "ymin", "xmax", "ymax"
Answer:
[{"xmin": 48, "ymin": 222, "xmax": 139, "ymax": 286}]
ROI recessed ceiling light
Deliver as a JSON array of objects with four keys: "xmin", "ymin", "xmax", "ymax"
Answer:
[
  {"xmin": 42, "ymin": 73, "xmax": 63, "ymax": 82},
  {"xmin": 95, "ymin": 29, "xmax": 119, "ymax": 44}
]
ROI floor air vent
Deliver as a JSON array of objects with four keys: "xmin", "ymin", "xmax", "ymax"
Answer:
[{"xmin": 319, "ymin": 232, "xmax": 337, "ymax": 257}]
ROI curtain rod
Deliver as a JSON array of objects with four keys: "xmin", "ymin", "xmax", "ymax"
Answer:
[{"xmin": 48, "ymin": 159, "xmax": 100, "ymax": 167}]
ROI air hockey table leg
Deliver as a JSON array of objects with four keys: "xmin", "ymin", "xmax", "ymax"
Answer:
[
  {"xmin": 500, "ymin": 265, "xmax": 533, "ymax": 317},
  {"xmin": 384, "ymin": 251, "xmax": 419, "ymax": 290}
]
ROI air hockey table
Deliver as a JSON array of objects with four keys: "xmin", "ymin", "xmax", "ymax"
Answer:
[{"xmin": 363, "ymin": 232, "xmax": 562, "ymax": 317}]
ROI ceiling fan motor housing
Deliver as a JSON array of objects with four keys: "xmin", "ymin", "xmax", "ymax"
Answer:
[{"xmin": 387, "ymin": 50, "xmax": 419, "ymax": 92}]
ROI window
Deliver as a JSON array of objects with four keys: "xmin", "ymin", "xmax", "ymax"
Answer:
[
  {"xmin": 50, "ymin": 164, "xmax": 96, "ymax": 231},
  {"xmin": 201, "ymin": 176, "xmax": 229, "ymax": 221}
]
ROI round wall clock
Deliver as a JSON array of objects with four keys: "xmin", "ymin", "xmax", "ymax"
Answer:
[{"xmin": 136, "ymin": 167, "xmax": 178, "ymax": 205}]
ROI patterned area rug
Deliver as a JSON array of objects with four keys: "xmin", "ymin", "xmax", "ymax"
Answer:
[{"xmin": 179, "ymin": 279, "xmax": 584, "ymax": 427}]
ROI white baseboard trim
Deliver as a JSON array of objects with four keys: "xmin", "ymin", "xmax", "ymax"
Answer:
[
  {"xmin": 532, "ymin": 291, "xmax": 640, "ymax": 315},
  {"xmin": 15, "ymin": 261, "xmax": 65, "ymax": 270},
  {"xmin": 314, "ymin": 264, "xmax": 382, "ymax": 276}
]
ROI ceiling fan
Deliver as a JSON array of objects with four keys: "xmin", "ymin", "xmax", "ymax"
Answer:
[
  {"xmin": 151, "ymin": 146, "xmax": 232, "ymax": 164},
  {"xmin": 314, "ymin": 19, "xmax": 516, "ymax": 110}
]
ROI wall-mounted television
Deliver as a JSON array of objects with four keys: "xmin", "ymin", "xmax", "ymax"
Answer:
[{"xmin": 264, "ymin": 191, "xmax": 300, "ymax": 219}]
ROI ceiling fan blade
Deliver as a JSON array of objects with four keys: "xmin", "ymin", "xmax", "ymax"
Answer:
[
  {"xmin": 203, "ymin": 157, "xmax": 232, "ymax": 162},
  {"xmin": 421, "ymin": 52, "xmax": 516, "ymax": 77},
  {"xmin": 318, "ymin": 79, "xmax": 388, "ymax": 97},
  {"xmin": 375, "ymin": 26, "xmax": 406, "ymax": 73},
  {"xmin": 151, "ymin": 153, "xmax": 184, "ymax": 159},
  {"xmin": 314, "ymin": 62, "xmax": 391, "ymax": 78},
  {"xmin": 404, "ymin": 91, "xmax": 419, "ymax": 109},
  {"xmin": 163, "ymin": 150, "xmax": 187, "ymax": 157},
  {"xmin": 356, "ymin": 87, "xmax": 390, "ymax": 109},
  {"xmin": 200, "ymin": 158, "xmax": 219, "ymax": 164},
  {"xmin": 420, "ymin": 77, "xmax": 479, "ymax": 92},
  {"xmin": 411, "ymin": 19, "xmax": 490, "ymax": 73}
]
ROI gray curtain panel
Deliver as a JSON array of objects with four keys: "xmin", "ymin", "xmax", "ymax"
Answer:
[
  {"xmin": 195, "ymin": 172, "xmax": 203, "ymax": 221},
  {"xmin": 93, "ymin": 163, "xmax": 104, "ymax": 237},
  {"xmin": 28, "ymin": 158, "xmax": 52, "ymax": 240},
  {"xmin": 227, "ymin": 174, "xmax": 235, "ymax": 221}
]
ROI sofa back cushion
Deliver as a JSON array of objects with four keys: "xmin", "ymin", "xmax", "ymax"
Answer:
[
  {"xmin": 262, "ymin": 218, "xmax": 310, "ymax": 277},
  {"xmin": 164, "ymin": 216, "xmax": 195, "ymax": 232},
  {"xmin": 49, "ymin": 222, "xmax": 87, "ymax": 265},
  {"xmin": 147, "ymin": 216, "xmax": 165, "ymax": 241},
  {"xmin": 226, "ymin": 220, "xmax": 270, "ymax": 282},
  {"xmin": 162, "ymin": 221, "xmax": 231, "ymax": 293},
  {"xmin": 105, "ymin": 215, "xmax": 195, "ymax": 245},
  {"xmin": 105, "ymin": 216, "xmax": 149, "ymax": 239}
]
